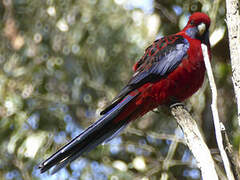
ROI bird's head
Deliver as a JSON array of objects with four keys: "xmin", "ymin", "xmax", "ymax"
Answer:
[{"xmin": 183, "ymin": 12, "xmax": 211, "ymax": 45}]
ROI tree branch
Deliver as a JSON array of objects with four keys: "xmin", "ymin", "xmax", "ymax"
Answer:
[
  {"xmin": 221, "ymin": 123, "xmax": 240, "ymax": 179},
  {"xmin": 226, "ymin": 0, "xmax": 240, "ymax": 127},
  {"xmin": 170, "ymin": 105, "xmax": 218, "ymax": 180},
  {"xmin": 201, "ymin": 44, "xmax": 234, "ymax": 180}
]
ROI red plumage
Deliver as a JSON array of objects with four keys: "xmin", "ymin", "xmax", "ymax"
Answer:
[
  {"xmin": 114, "ymin": 12, "xmax": 211, "ymax": 121},
  {"xmin": 39, "ymin": 12, "xmax": 211, "ymax": 174}
]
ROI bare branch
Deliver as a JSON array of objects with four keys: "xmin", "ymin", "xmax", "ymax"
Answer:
[
  {"xmin": 201, "ymin": 44, "xmax": 234, "ymax": 180},
  {"xmin": 171, "ymin": 105, "xmax": 218, "ymax": 180},
  {"xmin": 226, "ymin": 0, "xmax": 240, "ymax": 127}
]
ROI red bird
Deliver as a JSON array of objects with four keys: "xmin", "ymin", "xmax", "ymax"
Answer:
[{"xmin": 39, "ymin": 12, "xmax": 211, "ymax": 174}]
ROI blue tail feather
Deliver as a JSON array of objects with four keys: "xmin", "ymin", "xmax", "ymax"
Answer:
[{"xmin": 39, "ymin": 93, "xmax": 139, "ymax": 174}]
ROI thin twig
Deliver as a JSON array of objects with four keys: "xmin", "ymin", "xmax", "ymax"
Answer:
[
  {"xmin": 126, "ymin": 127, "xmax": 186, "ymax": 144},
  {"xmin": 201, "ymin": 44, "xmax": 234, "ymax": 180},
  {"xmin": 154, "ymin": 2, "xmax": 177, "ymax": 25},
  {"xmin": 160, "ymin": 128, "xmax": 179, "ymax": 180},
  {"xmin": 221, "ymin": 123, "xmax": 240, "ymax": 179},
  {"xmin": 171, "ymin": 105, "xmax": 218, "ymax": 180},
  {"xmin": 209, "ymin": 0, "xmax": 221, "ymax": 34}
]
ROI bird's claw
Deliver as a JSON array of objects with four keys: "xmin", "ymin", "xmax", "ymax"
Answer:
[
  {"xmin": 169, "ymin": 102, "xmax": 185, "ymax": 108},
  {"xmin": 152, "ymin": 109, "xmax": 160, "ymax": 113}
]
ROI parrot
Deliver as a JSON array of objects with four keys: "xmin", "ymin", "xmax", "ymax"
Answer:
[{"xmin": 39, "ymin": 12, "xmax": 211, "ymax": 174}]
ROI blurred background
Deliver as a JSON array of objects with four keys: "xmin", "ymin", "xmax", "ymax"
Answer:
[{"xmin": 0, "ymin": 0, "xmax": 238, "ymax": 179}]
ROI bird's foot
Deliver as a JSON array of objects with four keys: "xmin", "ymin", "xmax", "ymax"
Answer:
[
  {"xmin": 169, "ymin": 102, "xmax": 185, "ymax": 109},
  {"xmin": 152, "ymin": 108, "xmax": 160, "ymax": 113}
]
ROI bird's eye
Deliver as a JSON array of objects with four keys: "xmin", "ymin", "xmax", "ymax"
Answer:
[{"xmin": 190, "ymin": 20, "xmax": 194, "ymax": 25}]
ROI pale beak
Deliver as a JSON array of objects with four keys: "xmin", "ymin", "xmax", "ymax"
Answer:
[{"xmin": 197, "ymin": 23, "xmax": 206, "ymax": 36}]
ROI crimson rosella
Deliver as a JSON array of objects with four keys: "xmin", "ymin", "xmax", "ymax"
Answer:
[{"xmin": 39, "ymin": 12, "xmax": 211, "ymax": 174}]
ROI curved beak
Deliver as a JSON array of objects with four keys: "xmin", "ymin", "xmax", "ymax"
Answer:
[{"xmin": 197, "ymin": 23, "xmax": 206, "ymax": 36}]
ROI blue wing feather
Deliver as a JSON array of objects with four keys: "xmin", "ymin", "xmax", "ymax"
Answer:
[{"xmin": 129, "ymin": 37, "xmax": 189, "ymax": 85}]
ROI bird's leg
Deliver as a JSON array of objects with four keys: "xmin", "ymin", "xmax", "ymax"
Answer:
[{"xmin": 152, "ymin": 97, "xmax": 186, "ymax": 114}]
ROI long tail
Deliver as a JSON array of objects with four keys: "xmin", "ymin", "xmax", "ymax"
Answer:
[{"xmin": 38, "ymin": 92, "xmax": 140, "ymax": 174}]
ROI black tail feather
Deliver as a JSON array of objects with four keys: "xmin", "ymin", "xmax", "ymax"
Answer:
[{"xmin": 38, "ymin": 93, "xmax": 139, "ymax": 174}]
